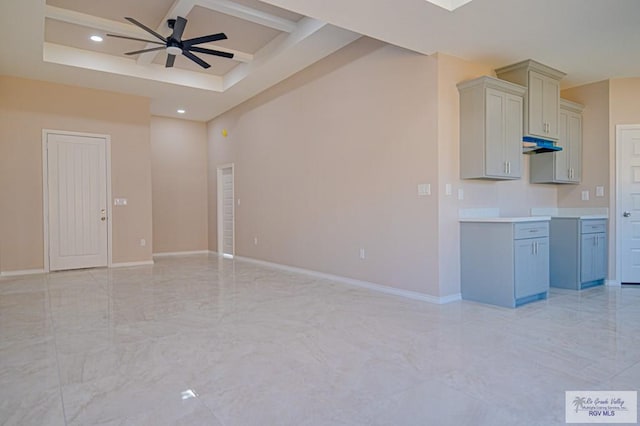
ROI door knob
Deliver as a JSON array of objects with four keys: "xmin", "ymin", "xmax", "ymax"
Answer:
[{"xmin": 623, "ymin": 211, "xmax": 631, "ymax": 217}]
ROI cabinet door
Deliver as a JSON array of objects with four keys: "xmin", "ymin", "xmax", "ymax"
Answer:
[
  {"xmin": 581, "ymin": 234, "xmax": 597, "ymax": 283},
  {"xmin": 528, "ymin": 71, "xmax": 560, "ymax": 140},
  {"xmin": 485, "ymin": 88, "xmax": 507, "ymax": 177},
  {"xmin": 567, "ymin": 112, "xmax": 582, "ymax": 182},
  {"xmin": 543, "ymin": 77, "xmax": 560, "ymax": 140},
  {"xmin": 515, "ymin": 238, "xmax": 549, "ymax": 298},
  {"xmin": 528, "ymin": 72, "xmax": 546, "ymax": 138},
  {"xmin": 594, "ymin": 233, "xmax": 607, "ymax": 280},
  {"xmin": 505, "ymin": 93, "xmax": 523, "ymax": 178},
  {"xmin": 554, "ymin": 109, "xmax": 571, "ymax": 181}
]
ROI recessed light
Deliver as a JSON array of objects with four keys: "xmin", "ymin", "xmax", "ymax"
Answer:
[
  {"xmin": 177, "ymin": 109, "xmax": 186, "ymax": 114},
  {"xmin": 90, "ymin": 35, "xmax": 103, "ymax": 42}
]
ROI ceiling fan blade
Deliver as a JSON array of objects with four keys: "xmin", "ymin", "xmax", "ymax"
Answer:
[
  {"xmin": 172, "ymin": 16, "xmax": 187, "ymax": 41},
  {"xmin": 166, "ymin": 54, "xmax": 176, "ymax": 68},
  {"xmin": 182, "ymin": 51, "xmax": 211, "ymax": 69},
  {"xmin": 183, "ymin": 33, "xmax": 227, "ymax": 47},
  {"xmin": 125, "ymin": 17, "xmax": 167, "ymax": 42},
  {"xmin": 106, "ymin": 34, "xmax": 165, "ymax": 45},
  {"xmin": 125, "ymin": 46, "xmax": 166, "ymax": 55},
  {"xmin": 188, "ymin": 46, "xmax": 234, "ymax": 59}
]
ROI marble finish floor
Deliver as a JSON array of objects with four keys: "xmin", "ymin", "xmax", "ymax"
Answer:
[{"xmin": 1, "ymin": 255, "xmax": 639, "ymax": 425}]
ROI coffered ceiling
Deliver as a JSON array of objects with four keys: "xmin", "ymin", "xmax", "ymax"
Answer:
[{"xmin": 1, "ymin": 0, "xmax": 640, "ymax": 121}]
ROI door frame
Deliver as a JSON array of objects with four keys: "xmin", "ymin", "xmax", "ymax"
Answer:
[
  {"xmin": 216, "ymin": 163, "xmax": 234, "ymax": 258},
  {"xmin": 42, "ymin": 129, "xmax": 113, "ymax": 272},
  {"xmin": 615, "ymin": 124, "xmax": 640, "ymax": 285}
]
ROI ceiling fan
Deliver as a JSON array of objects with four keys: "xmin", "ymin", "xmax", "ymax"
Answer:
[{"xmin": 107, "ymin": 16, "xmax": 234, "ymax": 69}]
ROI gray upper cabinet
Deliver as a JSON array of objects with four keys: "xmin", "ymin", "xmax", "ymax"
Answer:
[
  {"xmin": 495, "ymin": 59, "xmax": 566, "ymax": 141},
  {"xmin": 530, "ymin": 99, "xmax": 584, "ymax": 184},
  {"xmin": 457, "ymin": 76, "xmax": 526, "ymax": 180}
]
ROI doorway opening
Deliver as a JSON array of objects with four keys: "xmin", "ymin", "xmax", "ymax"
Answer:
[
  {"xmin": 616, "ymin": 125, "xmax": 640, "ymax": 284},
  {"xmin": 217, "ymin": 164, "xmax": 234, "ymax": 258}
]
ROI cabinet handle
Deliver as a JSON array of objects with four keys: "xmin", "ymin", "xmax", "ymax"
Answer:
[{"xmin": 507, "ymin": 162, "xmax": 511, "ymax": 175}]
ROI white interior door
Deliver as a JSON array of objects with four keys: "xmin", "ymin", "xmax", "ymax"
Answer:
[
  {"xmin": 619, "ymin": 126, "xmax": 640, "ymax": 283},
  {"xmin": 47, "ymin": 133, "xmax": 108, "ymax": 271},
  {"xmin": 218, "ymin": 165, "xmax": 234, "ymax": 257}
]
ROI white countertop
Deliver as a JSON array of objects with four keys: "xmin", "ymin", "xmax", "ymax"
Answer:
[
  {"xmin": 548, "ymin": 215, "xmax": 608, "ymax": 220},
  {"xmin": 459, "ymin": 216, "xmax": 551, "ymax": 223}
]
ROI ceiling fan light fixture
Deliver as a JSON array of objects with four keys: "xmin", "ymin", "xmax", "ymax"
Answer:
[
  {"xmin": 166, "ymin": 46, "xmax": 182, "ymax": 56},
  {"xmin": 90, "ymin": 35, "xmax": 103, "ymax": 42},
  {"xmin": 177, "ymin": 109, "xmax": 186, "ymax": 114}
]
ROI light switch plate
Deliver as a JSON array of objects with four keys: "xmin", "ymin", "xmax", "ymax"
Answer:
[
  {"xmin": 458, "ymin": 188, "xmax": 464, "ymax": 200},
  {"xmin": 581, "ymin": 190, "xmax": 590, "ymax": 201},
  {"xmin": 418, "ymin": 183, "xmax": 431, "ymax": 196},
  {"xmin": 596, "ymin": 186, "xmax": 604, "ymax": 197}
]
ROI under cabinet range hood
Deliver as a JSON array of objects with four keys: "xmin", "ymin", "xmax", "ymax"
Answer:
[{"xmin": 522, "ymin": 136, "xmax": 562, "ymax": 154}]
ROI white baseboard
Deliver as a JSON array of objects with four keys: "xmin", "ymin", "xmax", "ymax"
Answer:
[
  {"xmin": 110, "ymin": 260, "xmax": 154, "ymax": 268},
  {"xmin": 606, "ymin": 280, "xmax": 621, "ymax": 287},
  {"xmin": 153, "ymin": 250, "xmax": 210, "ymax": 257},
  {"xmin": 234, "ymin": 256, "xmax": 460, "ymax": 304},
  {"xmin": 0, "ymin": 269, "xmax": 46, "ymax": 278}
]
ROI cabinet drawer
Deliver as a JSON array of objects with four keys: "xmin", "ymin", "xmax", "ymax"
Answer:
[
  {"xmin": 581, "ymin": 220, "xmax": 607, "ymax": 234},
  {"xmin": 514, "ymin": 222, "xmax": 549, "ymax": 239}
]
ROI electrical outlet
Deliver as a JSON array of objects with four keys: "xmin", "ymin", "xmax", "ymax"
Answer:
[
  {"xmin": 359, "ymin": 248, "xmax": 365, "ymax": 259},
  {"xmin": 237, "ymin": 198, "xmax": 241, "ymax": 206},
  {"xmin": 458, "ymin": 188, "xmax": 464, "ymax": 200},
  {"xmin": 254, "ymin": 237, "xmax": 258, "ymax": 245},
  {"xmin": 445, "ymin": 184, "xmax": 452, "ymax": 196},
  {"xmin": 581, "ymin": 190, "xmax": 590, "ymax": 201},
  {"xmin": 596, "ymin": 186, "xmax": 604, "ymax": 197},
  {"xmin": 140, "ymin": 239, "xmax": 146, "ymax": 247}
]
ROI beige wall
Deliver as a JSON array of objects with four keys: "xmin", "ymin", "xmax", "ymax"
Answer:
[
  {"xmin": 207, "ymin": 40, "xmax": 563, "ymax": 298},
  {"xmin": 150, "ymin": 116, "xmax": 208, "ymax": 254},
  {"xmin": 559, "ymin": 77, "xmax": 640, "ymax": 281},
  {"xmin": 209, "ymin": 38, "xmax": 442, "ymax": 295},
  {"xmin": 559, "ymin": 80, "xmax": 610, "ymax": 208},
  {"xmin": 608, "ymin": 78, "xmax": 640, "ymax": 280},
  {"xmin": 0, "ymin": 76, "xmax": 152, "ymax": 272},
  {"xmin": 435, "ymin": 54, "xmax": 492, "ymax": 297}
]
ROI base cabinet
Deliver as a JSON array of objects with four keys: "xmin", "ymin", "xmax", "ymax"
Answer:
[
  {"xmin": 549, "ymin": 218, "xmax": 608, "ymax": 289},
  {"xmin": 461, "ymin": 220, "xmax": 550, "ymax": 308}
]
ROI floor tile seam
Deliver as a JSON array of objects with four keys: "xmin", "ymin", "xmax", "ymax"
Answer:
[
  {"xmin": 45, "ymin": 278, "xmax": 70, "ymax": 426},
  {"xmin": 607, "ymin": 359, "xmax": 640, "ymax": 383}
]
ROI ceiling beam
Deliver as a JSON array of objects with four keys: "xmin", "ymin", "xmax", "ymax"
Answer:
[
  {"xmin": 197, "ymin": 0, "xmax": 297, "ymax": 32},
  {"xmin": 45, "ymin": 5, "xmax": 148, "ymax": 39},
  {"xmin": 43, "ymin": 42, "xmax": 224, "ymax": 91}
]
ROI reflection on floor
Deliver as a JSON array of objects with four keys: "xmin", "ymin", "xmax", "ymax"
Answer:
[{"xmin": 1, "ymin": 254, "xmax": 639, "ymax": 425}]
